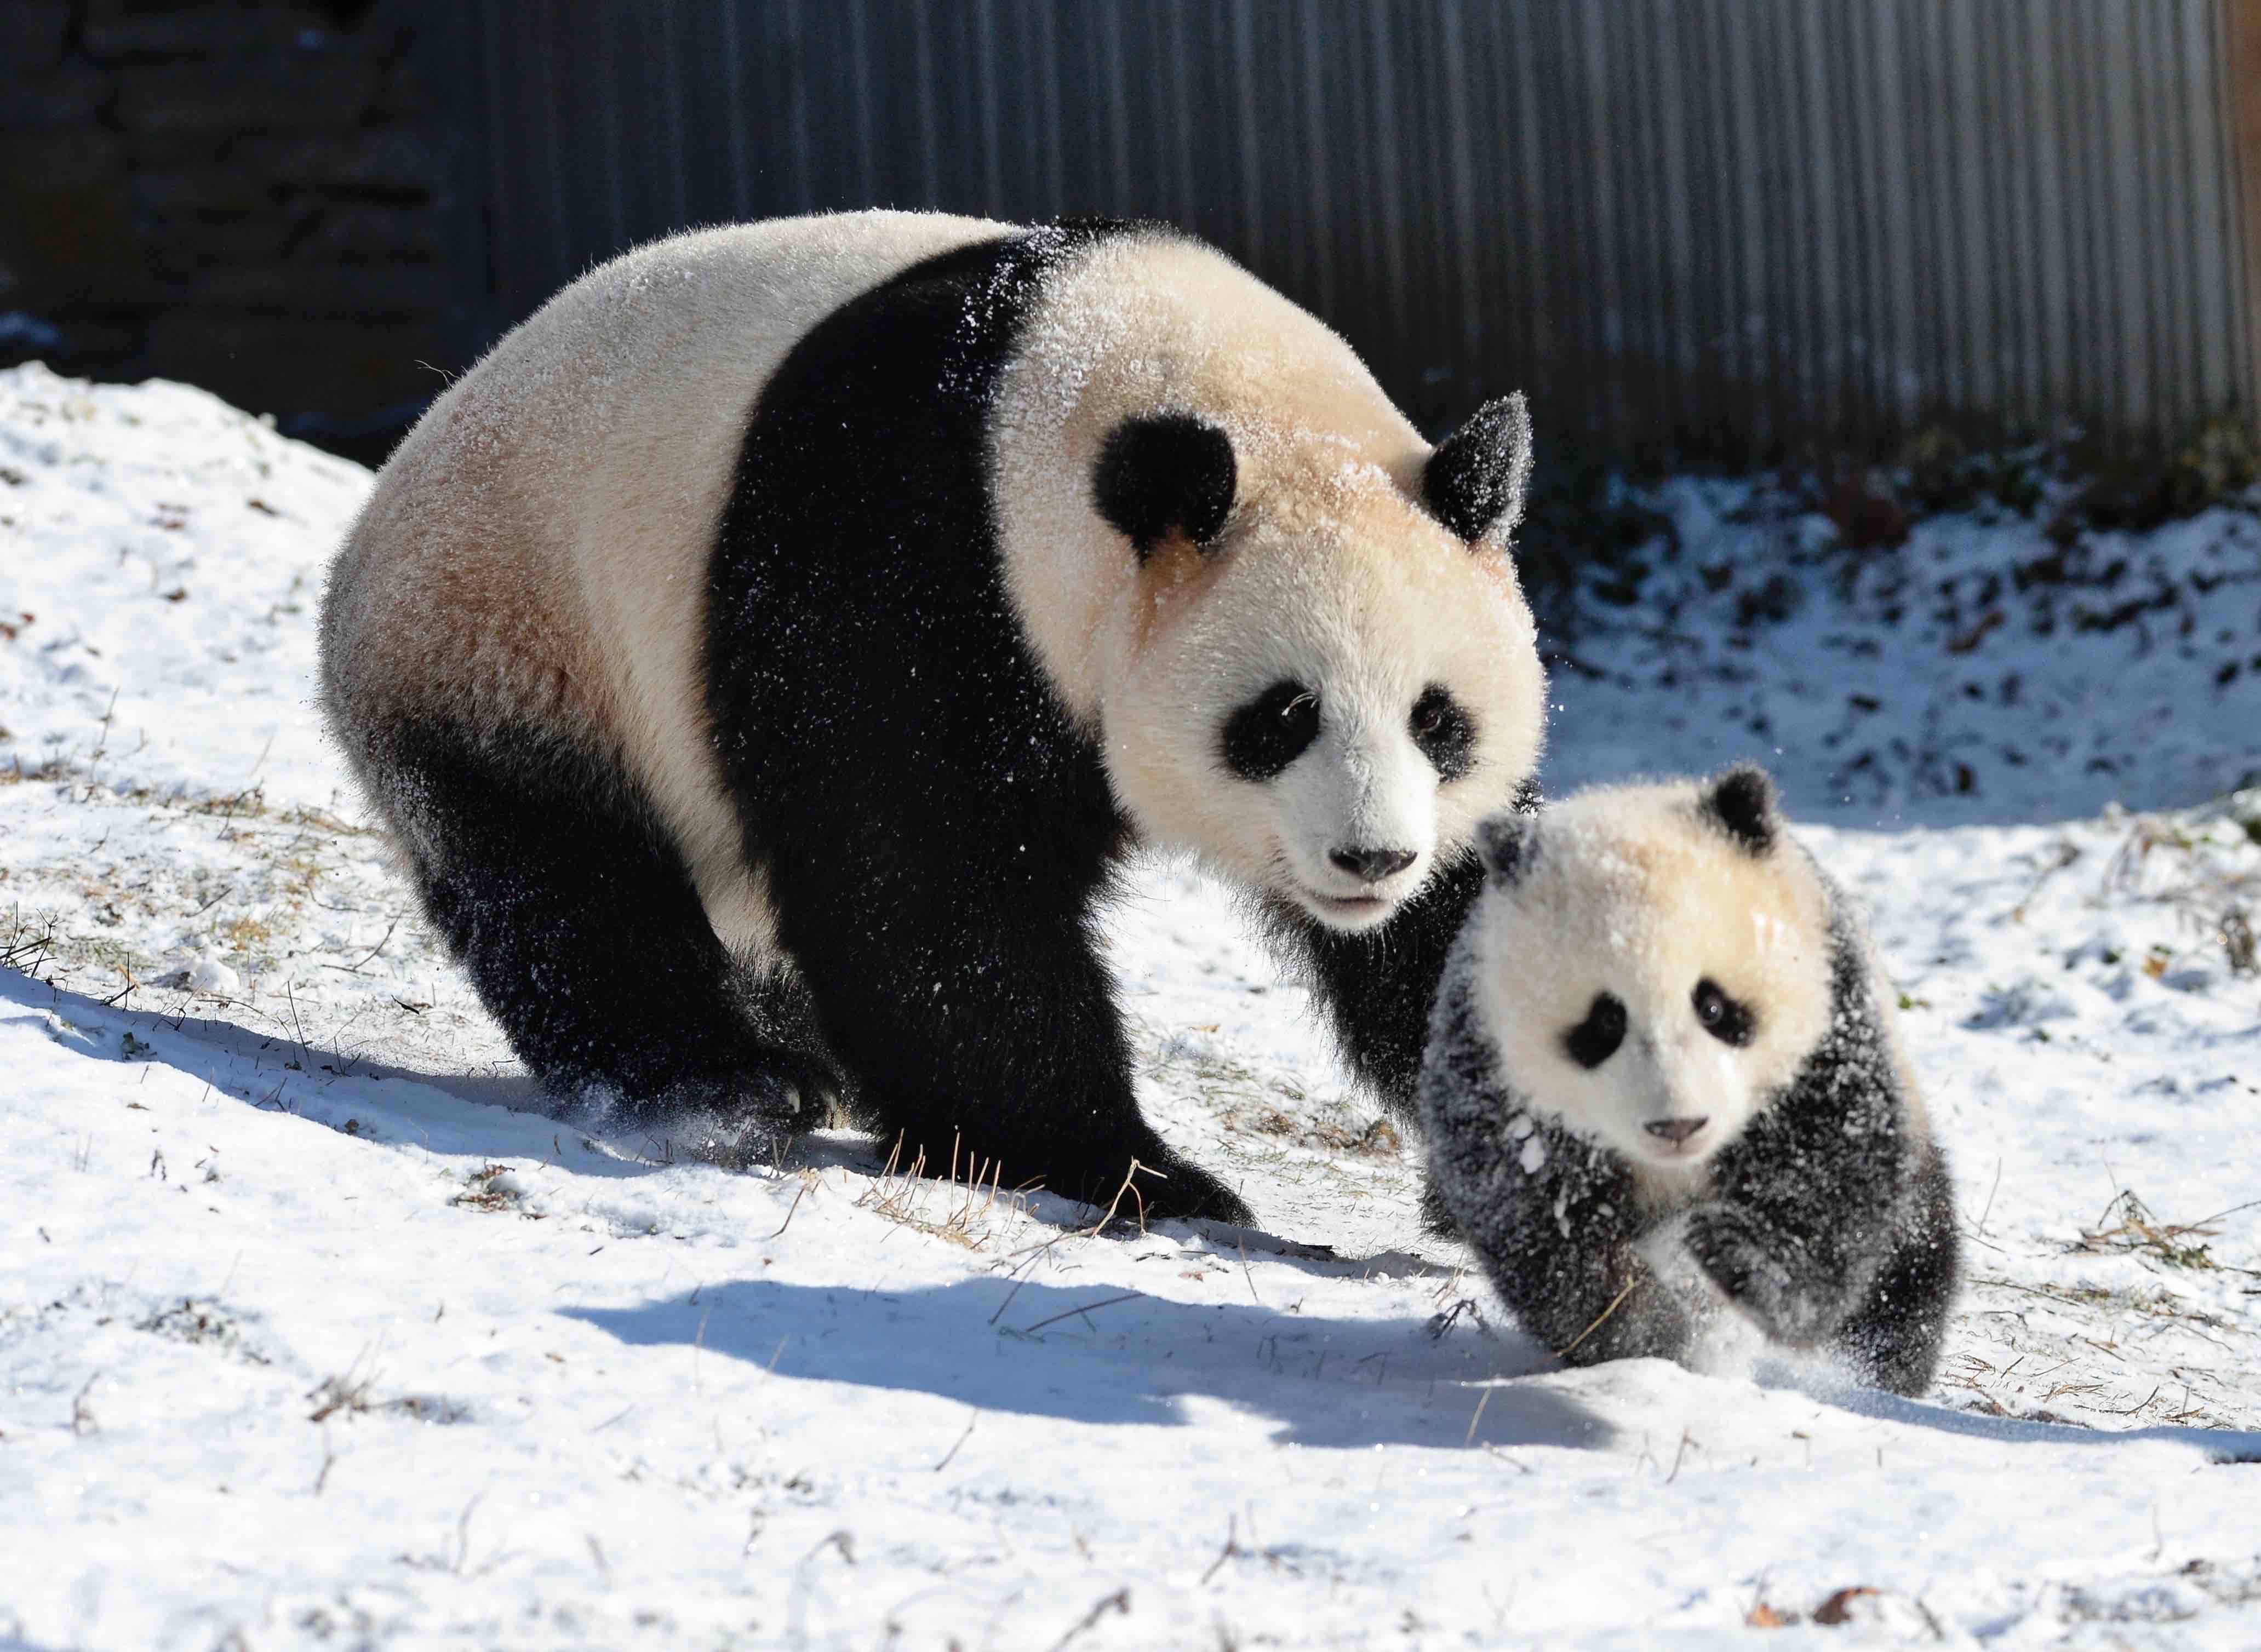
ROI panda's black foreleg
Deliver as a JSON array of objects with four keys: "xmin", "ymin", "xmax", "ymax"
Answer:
[
  {"xmin": 774, "ymin": 850, "xmax": 1251, "ymax": 1226},
  {"xmin": 1420, "ymin": 982, "xmax": 1695, "ymax": 1366},
  {"xmin": 1685, "ymin": 1079, "xmax": 1922, "ymax": 1367},
  {"xmin": 1452, "ymin": 1169, "xmax": 1697, "ymax": 1369},
  {"xmin": 1682, "ymin": 923, "xmax": 1960, "ymax": 1392},
  {"xmin": 1830, "ymin": 1149, "xmax": 1961, "ymax": 1396},
  {"xmin": 377, "ymin": 720, "xmax": 843, "ymax": 1154}
]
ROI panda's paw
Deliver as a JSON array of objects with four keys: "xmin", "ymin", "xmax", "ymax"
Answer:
[
  {"xmin": 655, "ymin": 1050, "xmax": 844, "ymax": 1168},
  {"xmin": 1684, "ymin": 1206, "xmax": 1808, "ymax": 1344},
  {"xmin": 1112, "ymin": 1152, "xmax": 1253, "ymax": 1228},
  {"xmin": 1417, "ymin": 1175, "xmax": 1459, "ymax": 1238}
]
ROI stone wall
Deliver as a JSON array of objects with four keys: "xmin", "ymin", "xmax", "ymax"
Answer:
[{"xmin": 0, "ymin": 0, "xmax": 474, "ymax": 458}]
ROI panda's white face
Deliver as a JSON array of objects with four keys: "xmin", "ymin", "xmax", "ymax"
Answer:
[
  {"xmin": 1100, "ymin": 463, "xmax": 1545, "ymax": 931},
  {"xmin": 1466, "ymin": 779, "xmax": 1836, "ymax": 1178},
  {"xmin": 981, "ymin": 229, "xmax": 1544, "ymax": 925},
  {"xmin": 1212, "ymin": 656, "xmax": 1458, "ymax": 930}
]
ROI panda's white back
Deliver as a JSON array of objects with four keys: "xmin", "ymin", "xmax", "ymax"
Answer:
[{"xmin": 320, "ymin": 211, "xmax": 1008, "ymax": 949}]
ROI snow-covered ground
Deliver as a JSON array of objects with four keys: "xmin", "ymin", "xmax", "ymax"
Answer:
[{"xmin": 4, "ymin": 361, "xmax": 2260, "ymax": 1650}]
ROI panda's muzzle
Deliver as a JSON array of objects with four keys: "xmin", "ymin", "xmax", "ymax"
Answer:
[{"xmin": 1329, "ymin": 844, "xmax": 1417, "ymax": 882}]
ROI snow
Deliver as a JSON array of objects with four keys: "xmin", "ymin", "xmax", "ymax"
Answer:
[{"xmin": 5, "ymin": 360, "xmax": 2261, "ymax": 1649}]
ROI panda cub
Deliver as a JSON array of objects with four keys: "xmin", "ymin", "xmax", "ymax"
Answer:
[{"xmin": 1418, "ymin": 765, "xmax": 1959, "ymax": 1395}]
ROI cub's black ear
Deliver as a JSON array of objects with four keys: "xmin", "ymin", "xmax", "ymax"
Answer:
[
  {"xmin": 1699, "ymin": 762, "xmax": 1779, "ymax": 855},
  {"xmin": 1092, "ymin": 413, "xmax": 1237, "ymax": 559},
  {"xmin": 1475, "ymin": 811, "xmax": 1533, "ymax": 884},
  {"xmin": 1423, "ymin": 391, "xmax": 1533, "ymax": 546}
]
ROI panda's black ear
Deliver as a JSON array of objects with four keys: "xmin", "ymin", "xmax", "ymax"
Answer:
[
  {"xmin": 1424, "ymin": 391, "xmax": 1533, "ymax": 547},
  {"xmin": 1475, "ymin": 811, "xmax": 1533, "ymax": 884},
  {"xmin": 1092, "ymin": 414, "xmax": 1237, "ymax": 559},
  {"xmin": 1699, "ymin": 762, "xmax": 1779, "ymax": 855}
]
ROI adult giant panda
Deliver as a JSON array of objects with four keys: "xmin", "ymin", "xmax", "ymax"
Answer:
[{"xmin": 320, "ymin": 211, "xmax": 1547, "ymax": 1223}]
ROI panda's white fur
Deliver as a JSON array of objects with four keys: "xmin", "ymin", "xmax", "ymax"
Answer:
[
  {"xmin": 328, "ymin": 214, "xmax": 1542, "ymax": 948},
  {"xmin": 324, "ymin": 212, "xmax": 1010, "ymax": 957},
  {"xmin": 991, "ymin": 233, "xmax": 1542, "ymax": 926},
  {"xmin": 1461, "ymin": 779, "xmax": 1841, "ymax": 1186},
  {"xmin": 1419, "ymin": 766, "xmax": 1960, "ymax": 1394},
  {"xmin": 321, "ymin": 211, "xmax": 1548, "ymax": 1222}
]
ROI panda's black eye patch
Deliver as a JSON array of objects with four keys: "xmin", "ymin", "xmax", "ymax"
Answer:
[
  {"xmin": 1410, "ymin": 685, "xmax": 1475, "ymax": 782},
  {"xmin": 1692, "ymin": 978, "xmax": 1756, "ymax": 1046},
  {"xmin": 1222, "ymin": 680, "xmax": 1320, "ymax": 781},
  {"xmin": 1563, "ymin": 992, "xmax": 1627, "ymax": 1069}
]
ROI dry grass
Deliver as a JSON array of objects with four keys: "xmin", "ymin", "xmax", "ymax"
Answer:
[
  {"xmin": 306, "ymin": 1350, "xmax": 466, "ymax": 1427},
  {"xmin": 2074, "ymin": 1190, "xmax": 2254, "ymax": 1271},
  {"xmin": 217, "ymin": 914, "xmax": 275, "ymax": 951},
  {"xmin": 0, "ymin": 907, "xmax": 58, "ymax": 974},
  {"xmin": 306, "ymin": 1365, "xmax": 378, "ymax": 1423},
  {"xmin": 2100, "ymin": 805, "xmax": 2261, "ymax": 979},
  {"xmin": 451, "ymin": 1163, "xmax": 522, "ymax": 1214},
  {"xmin": 1, "ymin": 775, "xmax": 501, "ymax": 1086},
  {"xmin": 1149, "ymin": 1035, "xmax": 1406, "ymax": 1177},
  {"xmin": 1960, "ymin": 1261, "xmax": 2254, "ymax": 1430},
  {"xmin": 854, "ymin": 1133, "xmax": 1027, "ymax": 1252},
  {"xmin": 1247, "ymin": 1109, "xmax": 1401, "ymax": 1158},
  {"xmin": 135, "ymin": 1298, "xmax": 270, "ymax": 1366}
]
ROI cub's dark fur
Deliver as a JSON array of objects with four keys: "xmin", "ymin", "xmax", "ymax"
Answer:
[{"xmin": 1419, "ymin": 772, "xmax": 1959, "ymax": 1395}]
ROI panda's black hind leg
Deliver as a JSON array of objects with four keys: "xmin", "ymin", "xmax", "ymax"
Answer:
[{"xmin": 375, "ymin": 719, "xmax": 843, "ymax": 1158}]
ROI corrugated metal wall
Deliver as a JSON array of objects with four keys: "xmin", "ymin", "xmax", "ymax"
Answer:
[{"xmin": 468, "ymin": 0, "xmax": 2256, "ymax": 459}]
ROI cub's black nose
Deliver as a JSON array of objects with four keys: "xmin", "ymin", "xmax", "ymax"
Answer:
[
  {"xmin": 1329, "ymin": 845, "xmax": 1416, "ymax": 883},
  {"xmin": 1644, "ymin": 1117, "xmax": 1708, "ymax": 1145}
]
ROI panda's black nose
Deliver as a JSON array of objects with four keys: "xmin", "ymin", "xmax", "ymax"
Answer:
[
  {"xmin": 1644, "ymin": 1117, "xmax": 1708, "ymax": 1145},
  {"xmin": 1330, "ymin": 845, "xmax": 1417, "ymax": 883}
]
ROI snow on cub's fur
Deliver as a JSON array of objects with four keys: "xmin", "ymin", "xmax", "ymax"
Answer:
[{"xmin": 1418, "ymin": 765, "xmax": 1959, "ymax": 1395}]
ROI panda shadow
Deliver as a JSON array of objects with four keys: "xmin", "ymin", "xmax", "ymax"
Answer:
[
  {"xmin": 560, "ymin": 1274, "xmax": 1611, "ymax": 1453},
  {"xmin": 1818, "ymin": 1380, "xmax": 2261, "ymax": 1462},
  {"xmin": 2, "ymin": 965, "xmax": 673, "ymax": 1183},
  {"xmin": 3, "ymin": 962, "xmax": 1538, "ymax": 1282},
  {"xmin": 781, "ymin": 1133, "xmax": 1469, "ymax": 1274},
  {"xmin": 5, "ymin": 963, "xmax": 1514, "ymax": 1257}
]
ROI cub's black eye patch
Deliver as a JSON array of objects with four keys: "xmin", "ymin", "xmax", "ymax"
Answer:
[
  {"xmin": 1222, "ymin": 680, "xmax": 1320, "ymax": 782},
  {"xmin": 1410, "ymin": 685, "xmax": 1475, "ymax": 782},
  {"xmin": 1692, "ymin": 978, "xmax": 1756, "ymax": 1046},
  {"xmin": 1562, "ymin": 992, "xmax": 1627, "ymax": 1069}
]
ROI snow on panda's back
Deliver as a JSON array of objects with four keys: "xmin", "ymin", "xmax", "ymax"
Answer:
[{"xmin": 320, "ymin": 212, "xmax": 1009, "ymax": 930}]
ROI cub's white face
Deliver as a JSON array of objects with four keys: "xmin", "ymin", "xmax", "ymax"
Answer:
[
  {"xmin": 1104, "ymin": 466, "xmax": 1545, "ymax": 931},
  {"xmin": 1466, "ymin": 777, "xmax": 1836, "ymax": 1176}
]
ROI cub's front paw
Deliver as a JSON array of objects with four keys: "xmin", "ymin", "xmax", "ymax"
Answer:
[{"xmin": 1683, "ymin": 1205, "xmax": 1812, "ymax": 1345}]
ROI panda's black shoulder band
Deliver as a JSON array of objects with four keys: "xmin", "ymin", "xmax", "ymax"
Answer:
[{"xmin": 1092, "ymin": 413, "xmax": 1237, "ymax": 558}]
